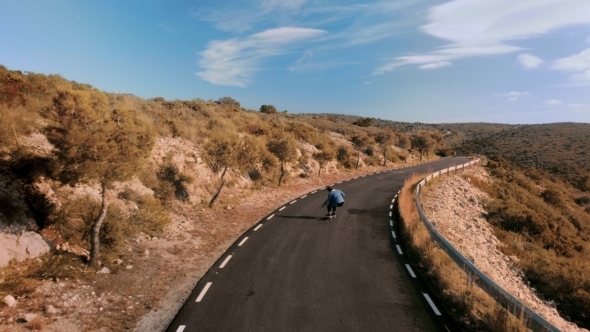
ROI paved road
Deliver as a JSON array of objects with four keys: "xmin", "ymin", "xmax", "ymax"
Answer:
[{"xmin": 167, "ymin": 157, "xmax": 470, "ymax": 332}]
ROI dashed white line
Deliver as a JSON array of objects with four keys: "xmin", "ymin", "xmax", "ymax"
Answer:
[
  {"xmin": 396, "ymin": 245, "xmax": 403, "ymax": 255},
  {"xmin": 254, "ymin": 224, "xmax": 263, "ymax": 231},
  {"xmin": 300, "ymin": 195, "xmax": 307, "ymax": 198},
  {"xmin": 391, "ymin": 198, "xmax": 395, "ymax": 203},
  {"xmin": 219, "ymin": 255, "xmax": 233, "ymax": 268},
  {"xmin": 389, "ymin": 220, "xmax": 393, "ymax": 227},
  {"xmin": 196, "ymin": 282, "xmax": 212, "ymax": 302},
  {"xmin": 278, "ymin": 207, "xmax": 286, "ymax": 211},
  {"xmin": 391, "ymin": 231, "xmax": 396, "ymax": 240},
  {"xmin": 290, "ymin": 200, "xmax": 297, "ymax": 204},
  {"xmin": 267, "ymin": 214, "xmax": 275, "ymax": 220},
  {"xmin": 423, "ymin": 293, "xmax": 442, "ymax": 315},
  {"xmin": 389, "ymin": 211, "xmax": 392, "ymax": 217},
  {"xmin": 390, "ymin": 204, "xmax": 393, "ymax": 209},
  {"xmin": 176, "ymin": 325, "xmax": 186, "ymax": 332},
  {"xmin": 238, "ymin": 237, "xmax": 248, "ymax": 246},
  {"xmin": 405, "ymin": 264, "xmax": 416, "ymax": 278},
  {"xmin": 311, "ymin": 191, "xmax": 317, "ymax": 194},
  {"xmin": 319, "ymin": 187, "xmax": 325, "ymax": 190}
]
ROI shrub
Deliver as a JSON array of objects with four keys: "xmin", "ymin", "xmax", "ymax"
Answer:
[{"xmin": 260, "ymin": 104, "xmax": 277, "ymax": 114}]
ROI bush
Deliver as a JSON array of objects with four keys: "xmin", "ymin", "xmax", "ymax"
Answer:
[{"xmin": 260, "ymin": 104, "xmax": 277, "ymax": 114}]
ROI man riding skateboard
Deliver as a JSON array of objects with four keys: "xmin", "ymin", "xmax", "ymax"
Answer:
[{"xmin": 321, "ymin": 186, "xmax": 345, "ymax": 218}]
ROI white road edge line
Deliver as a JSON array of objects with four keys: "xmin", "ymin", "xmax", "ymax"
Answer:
[
  {"xmin": 254, "ymin": 224, "xmax": 263, "ymax": 231},
  {"xmin": 405, "ymin": 264, "xmax": 416, "ymax": 278},
  {"xmin": 267, "ymin": 214, "xmax": 275, "ymax": 220},
  {"xmin": 396, "ymin": 245, "xmax": 403, "ymax": 255},
  {"xmin": 301, "ymin": 195, "xmax": 307, "ymax": 198},
  {"xmin": 176, "ymin": 325, "xmax": 186, "ymax": 332},
  {"xmin": 391, "ymin": 231, "xmax": 396, "ymax": 240},
  {"xmin": 423, "ymin": 293, "xmax": 442, "ymax": 316},
  {"xmin": 389, "ymin": 211, "xmax": 392, "ymax": 217},
  {"xmin": 196, "ymin": 282, "xmax": 212, "ymax": 302},
  {"xmin": 220, "ymin": 255, "xmax": 233, "ymax": 268},
  {"xmin": 390, "ymin": 204, "xmax": 393, "ymax": 209},
  {"xmin": 238, "ymin": 237, "xmax": 248, "ymax": 246},
  {"xmin": 278, "ymin": 207, "xmax": 286, "ymax": 211},
  {"xmin": 311, "ymin": 191, "xmax": 317, "ymax": 194},
  {"xmin": 389, "ymin": 220, "xmax": 393, "ymax": 227},
  {"xmin": 392, "ymin": 199, "xmax": 395, "ymax": 203},
  {"xmin": 290, "ymin": 200, "xmax": 297, "ymax": 204}
]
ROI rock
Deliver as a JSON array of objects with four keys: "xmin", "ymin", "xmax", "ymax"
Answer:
[
  {"xmin": 3, "ymin": 295, "xmax": 16, "ymax": 307},
  {"xmin": 96, "ymin": 267, "xmax": 111, "ymax": 274},
  {"xmin": 45, "ymin": 304, "xmax": 57, "ymax": 314},
  {"xmin": 143, "ymin": 249, "xmax": 149, "ymax": 257},
  {"xmin": 126, "ymin": 265, "xmax": 133, "ymax": 270},
  {"xmin": 114, "ymin": 259, "xmax": 123, "ymax": 265},
  {"xmin": 24, "ymin": 313, "xmax": 37, "ymax": 322},
  {"xmin": 0, "ymin": 231, "xmax": 52, "ymax": 267}
]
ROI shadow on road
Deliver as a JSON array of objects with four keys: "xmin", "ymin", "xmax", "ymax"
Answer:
[{"xmin": 276, "ymin": 215, "xmax": 323, "ymax": 220}]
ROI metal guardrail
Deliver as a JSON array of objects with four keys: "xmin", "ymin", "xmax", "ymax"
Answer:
[{"xmin": 414, "ymin": 158, "xmax": 560, "ymax": 332}]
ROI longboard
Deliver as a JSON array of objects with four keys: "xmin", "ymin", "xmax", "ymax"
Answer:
[{"xmin": 325, "ymin": 215, "xmax": 336, "ymax": 220}]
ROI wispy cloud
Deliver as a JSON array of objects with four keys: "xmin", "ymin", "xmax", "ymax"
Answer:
[
  {"xmin": 197, "ymin": 27, "xmax": 326, "ymax": 87},
  {"xmin": 493, "ymin": 91, "xmax": 531, "ymax": 102},
  {"xmin": 551, "ymin": 48, "xmax": 590, "ymax": 85},
  {"xmin": 376, "ymin": 0, "xmax": 590, "ymax": 73},
  {"xmin": 546, "ymin": 99, "xmax": 562, "ymax": 106},
  {"xmin": 568, "ymin": 103, "xmax": 585, "ymax": 108},
  {"xmin": 419, "ymin": 61, "xmax": 451, "ymax": 70},
  {"xmin": 287, "ymin": 51, "xmax": 313, "ymax": 72},
  {"xmin": 517, "ymin": 53, "xmax": 544, "ymax": 69},
  {"xmin": 158, "ymin": 23, "xmax": 176, "ymax": 34}
]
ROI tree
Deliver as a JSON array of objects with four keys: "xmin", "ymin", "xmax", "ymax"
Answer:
[
  {"xmin": 352, "ymin": 117, "xmax": 375, "ymax": 127},
  {"xmin": 374, "ymin": 129, "xmax": 396, "ymax": 166},
  {"xmin": 411, "ymin": 133, "xmax": 435, "ymax": 161},
  {"xmin": 351, "ymin": 135, "xmax": 369, "ymax": 169},
  {"xmin": 44, "ymin": 86, "xmax": 155, "ymax": 267},
  {"xmin": 260, "ymin": 104, "xmax": 277, "ymax": 114},
  {"xmin": 397, "ymin": 134, "xmax": 411, "ymax": 163},
  {"xmin": 216, "ymin": 96, "xmax": 240, "ymax": 111},
  {"xmin": 203, "ymin": 133, "xmax": 260, "ymax": 207},
  {"xmin": 313, "ymin": 144, "xmax": 335, "ymax": 178},
  {"xmin": 266, "ymin": 133, "xmax": 297, "ymax": 186}
]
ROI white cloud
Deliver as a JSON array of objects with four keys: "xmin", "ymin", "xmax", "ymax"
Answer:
[
  {"xmin": 376, "ymin": 0, "xmax": 590, "ymax": 73},
  {"xmin": 197, "ymin": 27, "xmax": 326, "ymax": 87},
  {"xmin": 546, "ymin": 99, "xmax": 562, "ymax": 106},
  {"xmin": 586, "ymin": 36, "xmax": 590, "ymax": 44},
  {"xmin": 287, "ymin": 51, "xmax": 313, "ymax": 72},
  {"xmin": 551, "ymin": 48, "xmax": 590, "ymax": 85},
  {"xmin": 517, "ymin": 53, "xmax": 544, "ymax": 68},
  {"xmin": 419, "ymin": 61, "xmax": 452, "ymax": 70},
  {"xmin": 493, "ymin": 91, "xmax": 531, "ymax": 97},
  {"xmin": 568, "ymin": 103, "xmax": 585, "ymax": 108},
  {"xmin": 493, "ymin": 91, "xmax": 530, "ymax": 101},
  {"xmin": 260, "ymin": 0, "xmax": 307, "ymax": 11}
]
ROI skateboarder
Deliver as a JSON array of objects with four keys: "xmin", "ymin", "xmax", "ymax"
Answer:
[{"xmin": 321, "ymin": 186, "xmax": 345, "ymax": 217}]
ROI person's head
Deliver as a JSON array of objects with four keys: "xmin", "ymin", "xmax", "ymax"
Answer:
[{"xmin": 326, "ymin": 186, "xmax": 333, "ymax": 192}]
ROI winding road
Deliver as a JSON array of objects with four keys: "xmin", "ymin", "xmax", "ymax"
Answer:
[{"xmin": 167, "ymin": 157, "xmax": 470, "ymax": 332}]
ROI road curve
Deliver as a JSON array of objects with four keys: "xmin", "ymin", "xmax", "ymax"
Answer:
[{"xmin": 167, "ymin": 157, "xmax": 470, "ymax": 332}]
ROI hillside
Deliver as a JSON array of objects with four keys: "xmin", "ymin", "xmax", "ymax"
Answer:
[
  {"xmin": 454, "ymin": 123, "xmax": 590, "ymax": 190},
  {"xmin": 0, "ymin": 65, "xmax": 440, "ymax": 331}
]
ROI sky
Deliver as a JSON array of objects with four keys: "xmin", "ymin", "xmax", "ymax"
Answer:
[{"xmin": 1, "ymin": 0, "xmax": 589, "ymax": 124}]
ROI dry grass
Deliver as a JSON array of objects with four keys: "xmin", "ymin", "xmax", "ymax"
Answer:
[{"xmin": 398, "ymin": 173, "xmax": 528, "ymax": 331}]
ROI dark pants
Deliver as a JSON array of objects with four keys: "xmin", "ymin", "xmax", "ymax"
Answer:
[{"xmin": 327, "ymin": 202, "xmax": 344, "ymax": 214}]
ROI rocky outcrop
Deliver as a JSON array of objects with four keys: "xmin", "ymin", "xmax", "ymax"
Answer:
[{"xmin": 0, "ymin": 229, "xmax": 52, "ymax": 267}]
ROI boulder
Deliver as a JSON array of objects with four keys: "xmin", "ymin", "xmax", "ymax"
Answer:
[{"xmin": 3, "ymin": 295, "xmax": 16, "ymax": 307}]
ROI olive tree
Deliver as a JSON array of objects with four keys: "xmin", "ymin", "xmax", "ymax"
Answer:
[
  {"xmin": 203, "ymin": 133, "xmax": 260, "ymax": 207},
  {"xmin": 374, "ymin": 129, "xmax": 396, "ymax": 166},
  {"xmin": 44, "ymin": 86, "xmax": 154, "ymax": 267},
  {"xmin": 313, "ymin": 144, "xmax": 335, "ymax": 178},
  {"xmin": 266, "ymin": 133, "xmax": 297, "ymax": 186},
  {"xmin": 351, "ymin": 135, "xmax": 369, "ymax": 169}
]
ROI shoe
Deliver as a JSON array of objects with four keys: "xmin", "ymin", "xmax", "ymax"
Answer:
[{"xmin": 325, "ymin": 213, "xmax": 332, "ymax": 217}]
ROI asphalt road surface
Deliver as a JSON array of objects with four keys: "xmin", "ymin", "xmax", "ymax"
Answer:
[{"xmin": 167, "ymin": 157, "xmax": 471, "ymax": 332}]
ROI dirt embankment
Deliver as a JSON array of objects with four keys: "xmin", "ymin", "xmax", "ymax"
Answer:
[{"xmin": 420, "ymin": 166, "xmax": 588, "ymax": 332}]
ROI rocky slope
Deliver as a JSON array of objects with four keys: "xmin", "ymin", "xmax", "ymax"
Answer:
[{"xmin": 420, "ymin": 166, "xmax": 588, "ymax": 332}]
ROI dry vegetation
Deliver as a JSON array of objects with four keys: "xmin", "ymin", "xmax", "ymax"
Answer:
[
  {"xmin": 479, "ymin": 158, "xmax": 590, "ymax": 329},
  {"xmin": 0, "ymin": 65, "xmax": 444, "ymax": 330},
  {"xmin": 398, "ymin": 173, "xmax": 529, "ymax": 332}
]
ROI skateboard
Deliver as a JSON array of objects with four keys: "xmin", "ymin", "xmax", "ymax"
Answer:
[{"xmin": 325, "ymin": 215, "xmax": 336, "ymax": 220}]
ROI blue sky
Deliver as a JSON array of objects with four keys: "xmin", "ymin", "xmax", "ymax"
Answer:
[{"xmin": 1, "ymin": 0, "xmax": 589, "ymax": 124}]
